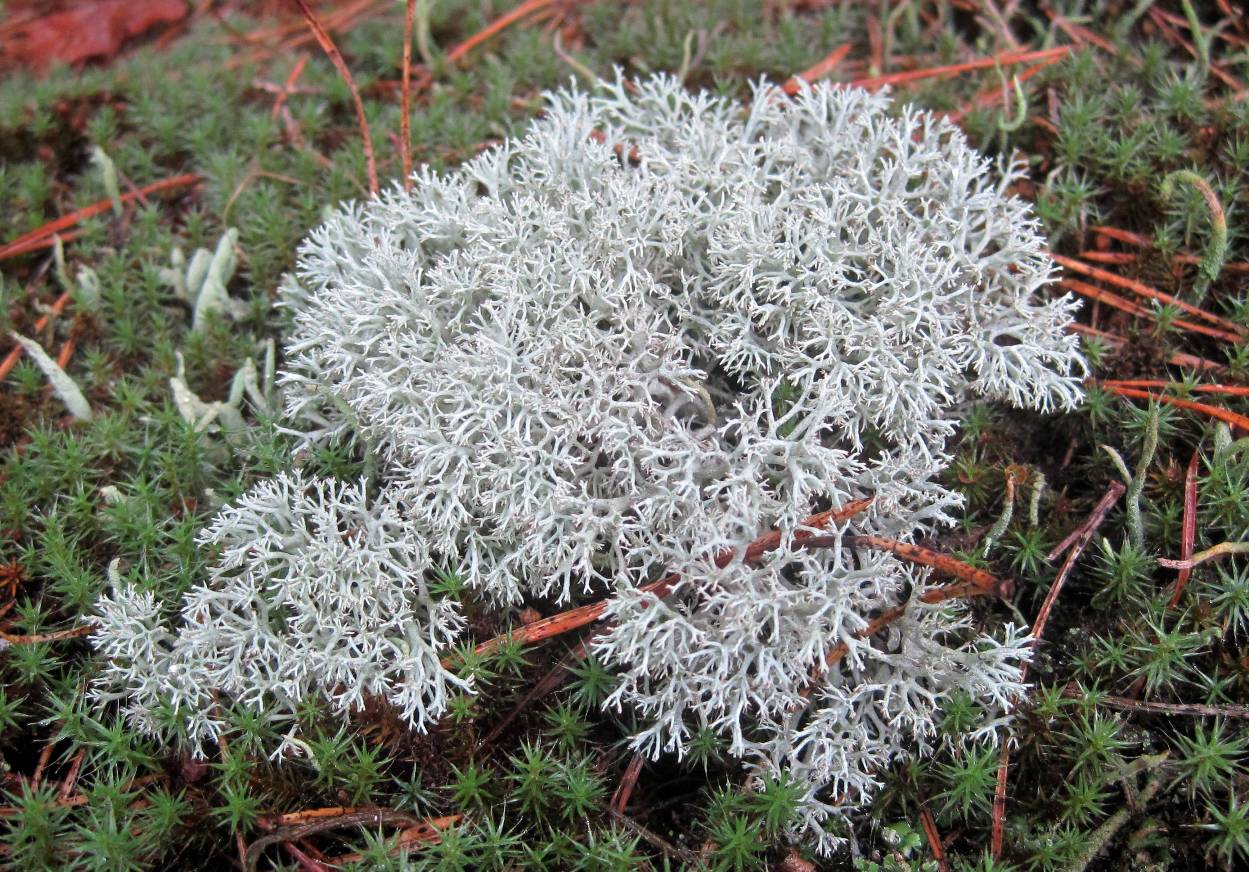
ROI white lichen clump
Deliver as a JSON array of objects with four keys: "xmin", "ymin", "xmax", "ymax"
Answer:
[
  {"xmin": 92, "ymin": 475, "xmax": 468, "ymax": 750},
  {"xmin": 92, "ymin": 75, "xmax": 1085, "ymax": 850}
]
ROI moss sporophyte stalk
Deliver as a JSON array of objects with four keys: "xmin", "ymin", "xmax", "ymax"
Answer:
[{"xmin": 90, "ymin": 74, "xmax": 1085, "ymax": 853}]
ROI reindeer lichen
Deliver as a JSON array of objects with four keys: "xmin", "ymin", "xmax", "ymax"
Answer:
[{"xmin": 92, "ymin": 74, "xmax": 1085, "ymax": 850}]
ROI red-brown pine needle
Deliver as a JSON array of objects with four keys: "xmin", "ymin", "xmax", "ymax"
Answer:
[
  {"xmin": 0, "ymin": 291, "xmax": 71, "ymax": 381},
  {"xmin": 992, "ymin": 480, "xmax": 1126, "ymax": 857},
  {"xmin": 1101, "ymin": 384, "xmax": 1249, "ymax": 434},
  {"xmin": 291, "ymin": 0, "xmax": 378, "ymax": 195},
  {"xmin": 1052, "ymin": 254, "xmax": 1245, "ymax": 338},
  {"xmin": 1170, "ymin": 450, "xmax": 1201, "ymax": 608},
  {"xmin": 781, "ymin": 43, "xmax": 852, "ymax": 95},
  {"xmin": 0, "ymin": 173, "xmax": 200, "ymax": 260},
  {"xmin": 850, "ymin": 45, "xmax": 1071, "ymax": 90},
  {"xmin": 401, "ymin": 0, "xmax": 415, "ymax": 189},
  {"xmin": 446, "ymin": 0, "xmax": 553, "ymax": 65},
  {"xmin": 466, "ymin": 497, "xmax": 874, "ymax": 659}
]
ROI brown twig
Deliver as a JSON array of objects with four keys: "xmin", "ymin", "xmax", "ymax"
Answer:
[
  {"xmin": 478, "ymin": 638, "xmax": 589, "ymax": 750},
  {"xmin": 992, "ymin": 480, "xmax": 1126, "ymax": 857},
  {"xmin": 281, "ymin": 841, "xmax": 333, "ymax": 872},
  {"xmin": 324, "ymin": 815, "xmax": 459, "ymax": 865},
  {"xmin": 801, "ymin": 534, "xmax": 1012, "ymax": 599},
  {"xmin": 244, "ymin": 809, "xmax": 437, "ymax": 872},
  {"xmin": 291, "ymin": 0, "xmax": 378, "ymax": 195}
]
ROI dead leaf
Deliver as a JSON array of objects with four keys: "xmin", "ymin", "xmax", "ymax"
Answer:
[{"xmin": 0, "ymin": 0, "xmax": 188, "ymax": 72}]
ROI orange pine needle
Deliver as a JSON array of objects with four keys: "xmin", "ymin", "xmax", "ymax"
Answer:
[
  {"xmin": 446, "ymin": 0, "xmax": 553, "ymax": 65},
  {"xmin": 782, "ymin": 43, "xmax": 852, "ymax": 95},
  {"xmin": 947, "ymin": 54, "xmax": 1068, "ymax": 122},
  {"xmin": 1066, "ymin": 323, "xmax": 1226, "ymax": 373},
  {"xmin": 1103, "ymin": 379, "xmax": 1249, "ymax": 398},
  {"xmin": 0, "ymin": 290, "xmax": 71, "ymax": 381},
  {"xmin": 1078, "ymin": 250, "xmax": 1137, "ymax": 265},
  {"xmin": 1052, "ymin": 254, "xmax": 1246, "ymax": 339},
  {"xmin": 840, "ymin": 534, "xmax": 1011, "ymax": 599},
  {"xmin": 401, "ymin": 0, "xmax": 415, "ymax": 189},
  {"xmin": 1090, "ymin": 226, "xmax": 1249, "ymax": 275},
  {"xmin": 919, "ymin": 805, "xmax": 952, "ymax": 872},
  {"xmin": 467, "ymin": 497, "xmax": 874, "ymax": 659},
  {"xmin": 0, "ymin": 173, "xmax": 200, "ymax": 260},
  {"xmin": 1101, "ymin": 384, "xmax": 1249, "ymax": 434},
  {"xmin": 1059, "ymin": 278, "xmax": 1240, "ymax": 343},
  {"xmin": 292, "ymin": 0, "xmax": 378, "ymax": 195},
  {"xmin": 850, "ymin": 45, "xmax": 1071, "ymax": 90}
]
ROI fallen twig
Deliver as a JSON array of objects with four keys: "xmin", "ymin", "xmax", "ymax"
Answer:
[
  {"xmin": 801, "ymin": 534, "xmax": 1013, "ymax": 599},
  {"xmin": 325, "ymin": 815, "xmax": 459, "ymax": 865},
  {"xmin": 1066, "ymin": 755, "xmax": 1169, "ymax": 872},
  {"xmin": 245, "ymin": 809, "xmax": 442, "ymax": 872},
  {"xmin": 478, "ymin": 637, "xmax": 589, "ymax": 750}
]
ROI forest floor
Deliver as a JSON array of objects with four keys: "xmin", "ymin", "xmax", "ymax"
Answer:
[{"xmin": 2, "ymin": 1, "xmax": 1249, "ymax": 870}]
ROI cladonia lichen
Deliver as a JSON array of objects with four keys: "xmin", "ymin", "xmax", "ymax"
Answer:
[{"xmin": 91, "ymin": 74, "xmax": 1085, "ymax": 851}]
